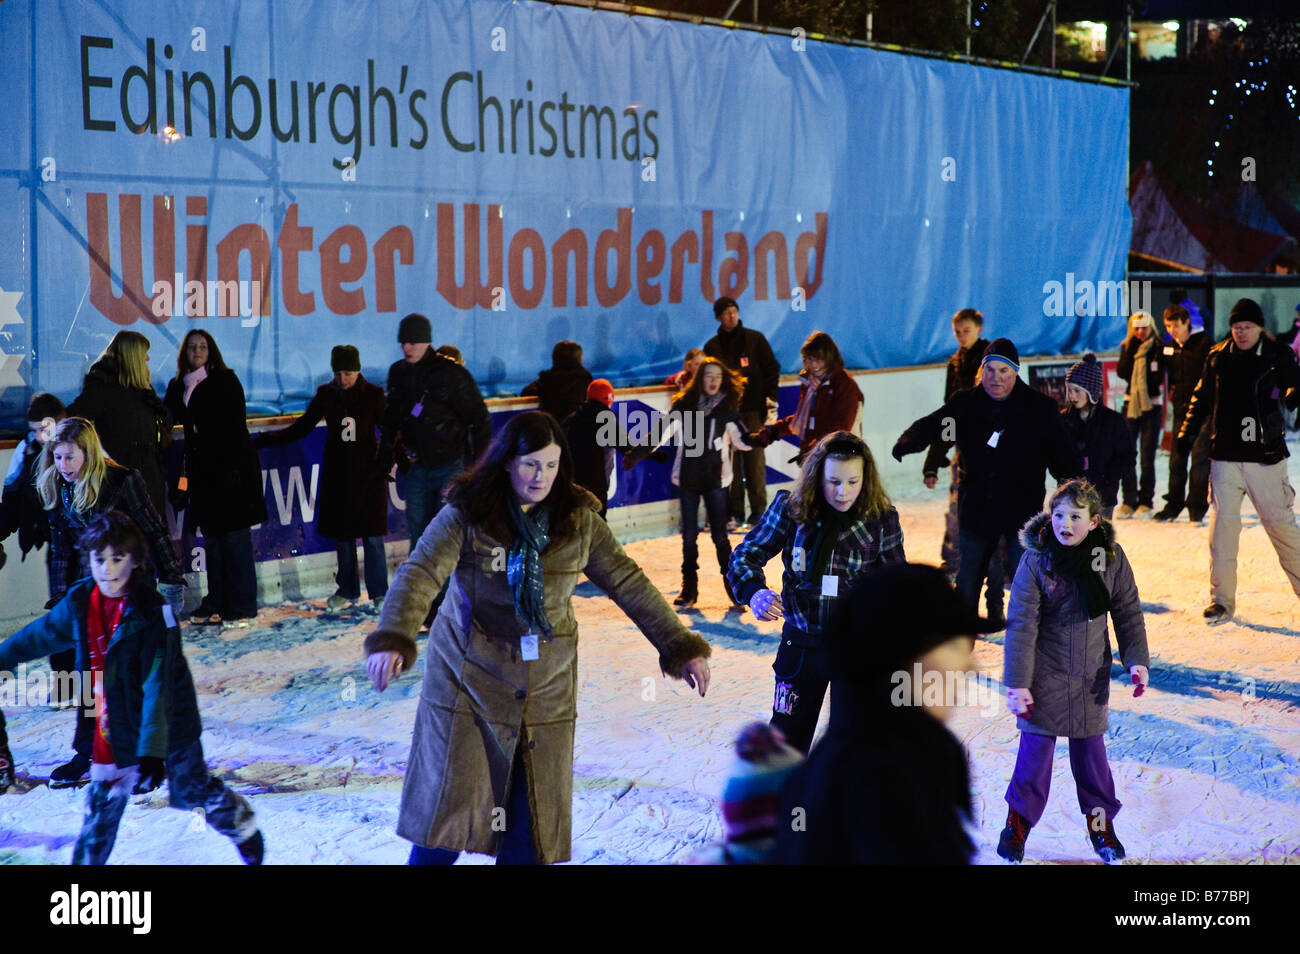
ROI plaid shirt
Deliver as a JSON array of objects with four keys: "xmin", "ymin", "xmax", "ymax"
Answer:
[
  {"xmin": 727, "ymin": 490, "xmax": 905, "ymax": 642},
  {"xmin": 48, "ymin": 465, "xmax": 184, "ymax": 601}
]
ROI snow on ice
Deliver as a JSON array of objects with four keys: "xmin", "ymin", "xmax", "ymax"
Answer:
[{"xmin": 1, "ymin": 447, "xmax": 1297, "ymax": 864}]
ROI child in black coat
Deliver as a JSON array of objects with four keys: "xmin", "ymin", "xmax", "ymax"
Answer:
[{"xmin": 1060, "ymin": 354, "xmax": 1133, "ymax": 519}]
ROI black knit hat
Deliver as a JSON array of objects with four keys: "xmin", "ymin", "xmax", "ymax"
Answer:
[
  {"xmin": 331, "ymin": 345, "xmax": 361, "ymax": 372},
  {"xmin": 26, "ymin": 392, "xmax": 67, "ymax": 423},
  {"xmin": 1228, "ymin": 297, "xmax": 1265, "ymax": 328},
  {"xmin": 713, "ymin": 296, "xmax": 739, "ymax": 319},
  {"xmin": 980, "ymin": 337, "xmax": 1020, "ymax": 371},
  {"xmin": 1066, "ymin": 352, "xmax": 1104, "ymax": 404},
  {"xmin": 828, "ymin": 563, "xmax": 1000, "ymax": 687},
  {"xmin": 397, "ymin": 313, "xmax": 433, "ymax": 343}
]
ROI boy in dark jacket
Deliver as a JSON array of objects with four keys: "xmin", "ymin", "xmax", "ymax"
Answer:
[
  {"xmin": 1060, "ymin": 354, "xmax": 1133, "ymax": 518},
  {"xmin": 1155, "ymin": 305, "xmax": 1213, "ymax": 522},
  {"xmin": 920, "ymin": 308, "xmax": 1002, "ymax": 618},
  {"xmin": 256, "ymin": 345, "xmax": 390, "ymax": 611},
  {"xmin": 0, "ymin": 511, "xmax": 263, "ymax": 864}
]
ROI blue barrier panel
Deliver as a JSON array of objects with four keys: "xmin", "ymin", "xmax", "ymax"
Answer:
[{"xmin": 0, "ymin": 0, "xmax": 1130, "ymax": 430}]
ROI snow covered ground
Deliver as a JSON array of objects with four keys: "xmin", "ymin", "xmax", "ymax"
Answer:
[{"xmin": 1, "ymin": 444, "xmax": 1297, "ymax": 865}]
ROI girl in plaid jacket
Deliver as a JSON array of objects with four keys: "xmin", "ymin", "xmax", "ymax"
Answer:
[{"xmin": 727, "ymin": 431, "xmax": 905, "ymax": 753}]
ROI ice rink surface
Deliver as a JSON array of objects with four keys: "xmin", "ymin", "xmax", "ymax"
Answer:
[{"xmin": 1, "ymin": 444, "xmax": 1297, "ymax": 864}]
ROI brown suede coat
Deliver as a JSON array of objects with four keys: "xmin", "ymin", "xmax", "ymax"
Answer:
[{"xmin": 364, "ymin": 488, "xmax": 711, "ymax": 863}]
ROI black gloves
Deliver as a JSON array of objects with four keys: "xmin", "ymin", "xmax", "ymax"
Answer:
[{"xmin": 132, "ymin": 756, "xmax": 166, "ymax": 794}]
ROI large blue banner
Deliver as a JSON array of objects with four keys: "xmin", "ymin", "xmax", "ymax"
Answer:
[{"xmin": 0, "ymin": 0, "xmax": 1131, "ymax": 429}]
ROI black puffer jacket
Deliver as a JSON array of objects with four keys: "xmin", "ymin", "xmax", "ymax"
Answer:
[
  {"xmin": 702, "ymin": 322, "xmax": 780, "ymax": 414},
  {"xmin": 68, "ymin": 356, "xmax": 173, "ymax": 516},
  {"xmin": 1179, "ymin": 336, "xmax": 1300, "ymax": 464},
  {"xmin": 1060, "ymin": 404, "xmax": 1133, "ymax": 508},
  {"xmin": 1160, "ymin": 330, "xmax": 1213, "ymax": 418},
  {"xmin": 380, "ymin": 350, "xmax": 490, "ymax": 469}
]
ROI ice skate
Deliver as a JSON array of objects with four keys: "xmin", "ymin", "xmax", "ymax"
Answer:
[
  {"xmin": 673, "ymin": 581, "xmax": 698, "ymax": 608},
  {"xmin": 236, "ymin": 829, "xmax": 265, "ymax": 865},
  {"xmin": 1088, "ymin": 819, "xmax": 1126, "ymax": 864},
  {"xmin": 1203, "ymin": 603, "xmax": 1231, "ymax": 625},
  {"xmin": 48, "ymin": 753, "xmax": 90, "ymax": 789},
  {"xmin": 326, "ymin": 593, "xmax": 353, "ymax": 612},
  {"xmin": 1114, "ymin": 504, "xmax": 1134, "ymax": 519},
  {"xmin": 996, "ymin": 808, "xmax": 1030, "ymax": 863}
]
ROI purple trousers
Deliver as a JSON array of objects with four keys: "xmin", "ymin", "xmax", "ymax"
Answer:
[{"xmin": 1005, "ymin": 732, "xmax": 1121, "ymax": 827}]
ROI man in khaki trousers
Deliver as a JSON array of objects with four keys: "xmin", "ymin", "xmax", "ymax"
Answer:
[{"xmin": 1177, "ymin": 298, "xmax": 1300, "ymax": 624}]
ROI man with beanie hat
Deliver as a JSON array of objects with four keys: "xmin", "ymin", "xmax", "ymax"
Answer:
[
  {"xmin": 1176, "ymin": 297, "xmax": 1300, "ymax": 625},
  {"xmin": 1061, "ymin": 354, "xmax": 1133, "ymax": 518},
  {"xmin": 892, "ymin": 338, "xmax": 1082, "ymax": 620},
  {"xmin": 379, "ymin": 313, "xmax": 490, "ymax": 560},
  {"xmin": 255, "ymin": 345, "xmax": 391, "ymax": 611},
  {"xmin": 1155, "ymin": 304, "xmax": 1213, "ymax": 522},
  {"xmin": 703, "ymin": 297, "xmax": 780, "ymax": 528},
  {"xmin": 774, "ymin": 563, "xmax": 998, "ymax": 864},
  {"xmin": 1116, "ymin": 311, "xmax": 1165, "ymax": 517}
]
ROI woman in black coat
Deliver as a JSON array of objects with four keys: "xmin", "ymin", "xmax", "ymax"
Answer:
[
  {"xmin": 255, "ymin": 346, "xmax": 390, "ymax": 610},
  {"xmin": 68, "ymin": 330, "xmax": 173, "ymax": 517},
  {"xmin": 164, "ymin": 330, "xmax": 267, "ymax": 625}
]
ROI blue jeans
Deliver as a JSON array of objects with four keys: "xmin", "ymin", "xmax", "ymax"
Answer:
[
  {"xmin": 679, "ymin": 486, "xmax": 731, "ymax": 584},
  {"xmin": 335, "ymin": 536, "xmax": 388, "ymax": 601},
  {"xmin": 73, "ymin": 739, "xmax": 256, "ymax": 864},
  {"xmin": 1121, "ymin": 407, "xmax": 1162, "ymax": 509},
  {"xmin": 406, "ymin": 749, "xmax": 539, "ymax": 865},
  {"xmin": 403, "ymin": 460, "xmax": 463, "ymax": 549}
]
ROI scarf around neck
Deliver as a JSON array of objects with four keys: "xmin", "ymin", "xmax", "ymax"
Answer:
[
  {"xmin": 1126, "ymin": 337, "xmax": 1154, "ymax": 419},
  {"xmin": 506, "ymin": 497, "xmax": 553, "ymax": 640},
  {"xmin": 1047, "ymin": 526, "xmax": 1111, "ymax": 619},
  {"xmin": 790, "ymin": 371, "xmax": 824, "ymax": 437},
  {"xmin": 805, "ymin": 506, "xmax": 858, "ymax": 581},
  {"xmin": 182, "ymin": 365, "xmax": 209, "ymax": 406}
]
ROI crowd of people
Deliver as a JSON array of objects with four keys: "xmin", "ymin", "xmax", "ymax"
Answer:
[{"xmin": 0, "ymin": 290, "xmax": 1297, "ymax": 866}]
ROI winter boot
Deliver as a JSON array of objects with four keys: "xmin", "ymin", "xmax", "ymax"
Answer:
[
  {"xmin": 49, "ymin": 753, "xmax": 91, "ymax": 789},
  {"xmin": 236, "ymin": 830, "xmax": 265, "ymax": 865},
  {"xmin": 996, "ymin": 808, "xmax": 1031, "ymax": 863},
  {"xmin": 0, "ymin": 728, "xmax": 13, "ymax": 793},
  {"xmin": 1088, "ymin": 818, "xmax": 1126, "ymax": 864},
  {"xmin": 673, "ymin": 579, "xmax": 698, "ymax": 608},
  {"xmin": 1203, "ymin": 603, "xmax": 1231, "ymax": 625},
  {"xmin": 1152, "ymin": 504, "xmax": 1182, "ymax": 522}
]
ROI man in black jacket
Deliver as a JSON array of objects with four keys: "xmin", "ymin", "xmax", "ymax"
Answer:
[
  {"xmin": 703, "ymin": 297, "xmax": 779, "ymax": 528},
  {"xmin": 378, "ymin": 313, "xmax": 491, "ymax": 551},
  {"xmin": 1177, "ymin": 298, "xmax": 1300, "ymax": 625},
  {"xmin": 1155, "ymin": 305, "xmax": 1213, "ymax": 522},
  {"xmin": 893, "ymin": 339, "xmax": 1082, "ymax": 619}
]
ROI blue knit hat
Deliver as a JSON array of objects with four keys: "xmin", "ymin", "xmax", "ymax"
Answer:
[
  {"xmin": 980, "ymin": 337, "xmax": 1020, "ymax": 371},
  {"xmin": 1066, "ymin": 352, "xmax": 1104, "ymax": 404}
]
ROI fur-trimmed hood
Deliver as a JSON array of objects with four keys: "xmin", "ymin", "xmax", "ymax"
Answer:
[{"xmin": 1018, "ymin": 510, "xmax": 1117, "ymax": 561}]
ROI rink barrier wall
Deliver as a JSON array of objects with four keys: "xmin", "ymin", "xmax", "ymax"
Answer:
[{"xmin": 0, "ymin": 356, "xmax": 1111, "ymax": 633}]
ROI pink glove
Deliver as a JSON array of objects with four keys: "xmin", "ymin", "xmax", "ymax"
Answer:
[
  {"xmin": 1130, "ymin": 664, "xmax": 1149, "ymax": 698},
  {"xmin": 1006, "ymin": 688, "xmax": 1034, "ymax": 717}
]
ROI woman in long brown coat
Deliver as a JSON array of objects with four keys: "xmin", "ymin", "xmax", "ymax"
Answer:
[{"xmin": 365, "ymin": 411, "xmax": 711, "ymax": 864}]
